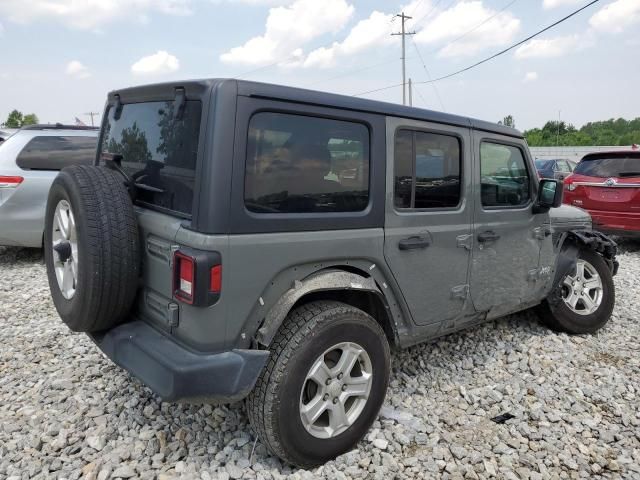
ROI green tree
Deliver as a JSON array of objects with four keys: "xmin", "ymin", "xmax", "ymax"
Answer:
[
  {"xmin": 498, "ymin": 115, "xmax": 515, "ymax": 128},
  {"xmin": 524, "ymin": 117, "xmax": 640, "ymax": 147},
  {"xmin": 22, "ymin": 113, "xmax": 39, "ymax": 126},
  {"xmin": 3, "ymin": 110, "xmax": 23, "ymax": 128},
  {"xmin": 2, "ymin": 109, "xmax": 39, "ymax": 128}
]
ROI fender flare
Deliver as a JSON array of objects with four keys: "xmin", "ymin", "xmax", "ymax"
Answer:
[
  {"xmin": 255, "ymin": 270, "xmax": 391, "ymax": 346},
  {"xmin": 552, "ymin": 230, "xmax": 618, "ymax": 290}
]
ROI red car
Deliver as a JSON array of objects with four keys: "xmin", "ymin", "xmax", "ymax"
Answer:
[{"xmin": 563, "ymin": 151, "xmax": 640, "ymax": 236}]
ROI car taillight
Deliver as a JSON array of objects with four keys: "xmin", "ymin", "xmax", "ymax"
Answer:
[
  {"xmin": 174, "ymin": 252, "xmax": 195, "ymax": 304},
  {"xmin": 173, "ymin": 248, "xmax": 222, "ymax": 306},
  {"xmin": 0, "ymin": 176, "xmax": 24, "ymax": 188},
  {"xmin": 210, "ymin": 265, "xmax": 222, "ymax": 294}
]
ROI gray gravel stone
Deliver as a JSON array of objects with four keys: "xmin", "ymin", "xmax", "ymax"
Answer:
[{"xmin": 1, "ymin": 240, "xmax": 639, "ymax": 479}]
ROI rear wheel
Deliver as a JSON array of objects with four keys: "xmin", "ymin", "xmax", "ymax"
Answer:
[
  {"xmin": 247, "ymin": 301, "xmax": 390, "ymax": 468},
  {"xmin": 537, "ymin": 248, "xmax": 615, "ymax": 334}
]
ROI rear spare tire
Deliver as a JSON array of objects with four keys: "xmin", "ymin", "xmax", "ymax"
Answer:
[{"xmin": 44, "ymin": 165, "xmax": 140, "ymax": 332}]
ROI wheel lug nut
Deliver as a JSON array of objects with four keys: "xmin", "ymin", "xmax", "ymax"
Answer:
[
  {"xmin": 323, "ymin": 394, "xmax": 329, "ymax": 401},
  {"xmin": 325, "ymin": 379, "xmax": 331, "ymax": 385},
  {"xmin": 333, "ymin": 398, "xmax": 338, "ymax": 404},
  {"xmin": 342, "ymin": 385, "xmax": 347, "ymax": 391},
  {"xmin": 337, "ymin": 373, "xmax": 343, "ymax": 380}
]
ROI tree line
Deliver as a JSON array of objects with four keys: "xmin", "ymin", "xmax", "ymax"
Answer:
[
  {"xmin": 2, "ymin": 109, "xmax": 39, "ymax": 128},
  {"xmin": 499, "ymin": 116, "xmax": 640, "ymax": 147}
]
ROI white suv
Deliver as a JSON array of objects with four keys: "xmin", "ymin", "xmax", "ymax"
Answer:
[{"xmin": 0, "ymin": 124, "xmax": 98, "ymax": 247}]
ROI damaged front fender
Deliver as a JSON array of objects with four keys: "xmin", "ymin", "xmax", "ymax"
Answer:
[{"xmin": 552, "ymin": 230, "xmax": 618, "ymax": 290}]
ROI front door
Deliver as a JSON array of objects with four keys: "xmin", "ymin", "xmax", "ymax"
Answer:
[
  {"xmin": 383, "ymin": 117, "xmax": 472, "ymax": 326},
  {"xmin": 469, "ymin": 132, "xmax": 545, "ymax": 315}
]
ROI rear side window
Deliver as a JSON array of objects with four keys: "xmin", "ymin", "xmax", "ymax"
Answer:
[
  {"xmin": 244, "ymin": 112, "xmax": 370, "ymax": 214},
  {"xmin": 16, "ymin": 136, "xmax": 96, "ymax": 171},
  {"xmin": 394, "ymin": 129, "xmax": 461, "ymax": 209},
  {"xmin": 480, "ymin": 142, "xmax": 530, "ymax": 207},
  {"xmin": 575, "ymin": 154, "xmax": 640, "ymax": 178},
  {"xmin": 101, "ymin": 100, "xmax": 202, "ymax": 217}
]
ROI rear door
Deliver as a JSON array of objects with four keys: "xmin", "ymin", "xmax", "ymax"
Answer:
[
  {"xmin": 97, "ymin": 96, "xmax": 206, "ymax": 337},
  {"xmin": 383, "ymin": 117, "xmax": 473, "ymax": 326},
  {"xmin": 469, "ymin": 132, "xmax": 545, "ymax": 316}
]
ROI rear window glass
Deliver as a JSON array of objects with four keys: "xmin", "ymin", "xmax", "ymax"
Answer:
[
  {"xmin": 575, "ymin": 155, "xmax": 640, "ymax": 178},
  {"xmin": 534, "ymin": 159, "xmax": 552, "ymax": 169},
  {"xmin": 101, "ymin": 100, "xmax": 202, "ymax": 217},
  {"xmin": 394, "ymin": 129, "xmax": 461, "ymax": 209},
  {"xmin": 244, "ymin": 112, "xmax": 370, "ymax": 214},
  {"xmin": 16, "ymin": 136, "xmax": 97, "ymax": 171}
]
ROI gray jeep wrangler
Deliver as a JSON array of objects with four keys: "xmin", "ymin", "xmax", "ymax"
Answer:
[{"xmin": 44, "ymin": 79, "xmax": 618, "ymax": 468}]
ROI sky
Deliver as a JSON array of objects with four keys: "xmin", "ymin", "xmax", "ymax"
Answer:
[{"xmin": 0, "ymin": 0, "xmax": 639, "ymax": 131}]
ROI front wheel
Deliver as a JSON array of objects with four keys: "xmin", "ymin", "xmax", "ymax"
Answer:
[
  {"xmin": 247, "ymin": 301, "xmax": 390, "ymax": 468},
  {"xmin": 537, "ymin": 248, "xmax": 615, "ymax": 334}
]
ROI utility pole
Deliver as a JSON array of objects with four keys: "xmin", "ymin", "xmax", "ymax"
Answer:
[
  {"xmin": 408, "ymin": 78, "xmax": 413, "ymax": 106},
  {"xmin": 391, "ymin": 12, "xmax": 415, "ymax": 105},
  {"xmin": 85, "ymin": 111, "xmax": 100, "ymax": 127}
]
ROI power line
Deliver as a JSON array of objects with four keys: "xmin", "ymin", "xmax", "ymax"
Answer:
[
  {"xmin": 411, "ymin": 39, "xmax": 446, "ymax": 111},
  {"xmin": 305, "ymin": 0, "xmax": 518, "ymax": 94},
  {"xmin": 353, "ymin": 0, "xmax": 600, "ymax": 97},
  {"xmin": 235, "ymin": 0, "xmax": 452, "ymax": 80}
]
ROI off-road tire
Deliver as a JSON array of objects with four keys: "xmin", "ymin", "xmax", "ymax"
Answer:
[
  {"xmin": 247, "ymin": 300, "xmax": 390, "ymax": 468},
  {"xmin": 44, "ymin": 165, "xmax": 140, "ymax": 332},
  {"xmin": 536, "ymin": 248, "xmax": 615, "ymax": 334}
]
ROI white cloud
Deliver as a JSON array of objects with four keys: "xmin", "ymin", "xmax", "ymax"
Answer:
[
  {"xmin": 303, "ymin": 11, "xmax": 395, "ymax": 68},
  {"xmin": 131, "ymin": 51, "xmax": 180, "ymax": 75},
  {"xmin": 220, "ymin": 0, "xmax": 354, "ymax": 66},
  {"xmin": 413, "ymin": 1, "xmax": 521, "ymax": 57},
  {"xmin": 523, "ymin": 71, "xmax": 538, "ymax": 82},
  {"xmin": 515, "ymin": 34, "xmax": 584, "ymax": 59},
  {"xmin": 65, "ymin": 60, "xmax": 91, "ymax": 79},
  {"xmin": 589, "ymin": 0, "xmax": 640, "ymax": 33},
  {"xmin": 543, "ymin": 0, "xmax": 583, "ymax": 9},
  {"xmin": 213, "ymin": 0, "xmax": 295, "ymax": 4},
  {"xmin": 0, "ymin": 0, "xmax": 191, "ymax": 30}
]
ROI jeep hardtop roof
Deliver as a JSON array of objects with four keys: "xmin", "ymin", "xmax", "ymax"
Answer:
[{"xmin": 106, "ymin": 78, "xmax": 523, "ymax": 139}]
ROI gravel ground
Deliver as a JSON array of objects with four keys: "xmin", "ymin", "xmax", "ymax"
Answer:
[{"xmin": 1, "ymin": 241, "xmax": 639, "ymax": 480}]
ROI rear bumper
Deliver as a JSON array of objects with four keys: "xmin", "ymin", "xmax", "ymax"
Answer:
[
  {"xmin": 90, "ymin": 320, "xmax": 269, "ymax": 403},
  {"xmin": 588, "ymin": 210, "xmax": 640, "ymax": 236}
]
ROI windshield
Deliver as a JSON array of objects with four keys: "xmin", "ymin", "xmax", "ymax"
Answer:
[
  {"xmin": 100, "ymin": 100, "xmax": 202, "ymax": 217},
  {"xmin": 535, "ymin": 159, "xmax": 552, "ymax": 169},
  {"xmin": 574, "ymin": 154, "xmax": 640, "ymax": 178}
]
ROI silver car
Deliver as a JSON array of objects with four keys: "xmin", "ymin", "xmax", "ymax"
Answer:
[
  {"xmin": 0, "ymin": 124, "xmax": 98, "ymax": 247},
  {"xmin": 0, "ymin": 128, "xmax": 18, "ymax": 144}
]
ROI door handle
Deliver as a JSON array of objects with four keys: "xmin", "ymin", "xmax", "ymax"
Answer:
[
  {"xmin": 398, "ymin": 236, "xmax": 430, "ymax": 251},
  {"xmin": 478, "ymin": 231, "xmax": 501, "ymax": 243}
]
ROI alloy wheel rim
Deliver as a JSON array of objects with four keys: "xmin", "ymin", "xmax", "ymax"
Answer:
[
  {"xmin": 299, "ymin": 341, "xmax": 373, "ymax": 439},
  {"xmin": 561, "ymin": 259, "xmax": 603, "ymax": 316},
  {"xmin": 52, "ymin": 200, "xmax": 78, "ymax": 300}
]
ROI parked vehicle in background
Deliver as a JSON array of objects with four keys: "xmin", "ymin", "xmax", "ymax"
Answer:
[
  {"xmin": 0, "ymin": 124, "xmax": 98, "ymax": 247},
  {"xmin": 564, "ymin": 150, "xmax": 640, "ymax": 236},
  {"xmin": 44, "ymin": 79, "xmax": 618, "ymax": 468},
  {"xmin": 0, "ymin": 128, "xmax": 18, "ymax": 144},
  {"xmin": 535, "ymin": 158, "xmax": 576, "ymax": 180}
]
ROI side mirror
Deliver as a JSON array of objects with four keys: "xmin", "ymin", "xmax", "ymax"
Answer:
[{"xmin": 533, "ymin": 178, "xmax": 563, "ymax": 214}]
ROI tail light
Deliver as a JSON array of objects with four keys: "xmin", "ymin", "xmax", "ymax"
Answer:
[
  {"xmin": 563, "ymin": 175, "xmax": 576, "ymax": 191},
  {"xmin": 174, "ymin": 252, "xmax": 195, "ymax": 303},
  {"xmin": 0, "ymin": 176, "xmax": 24, "ymax": 188},
  {"xmin": 173, "ymin": 248, "xmax": 222, "ymax": 306}
]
